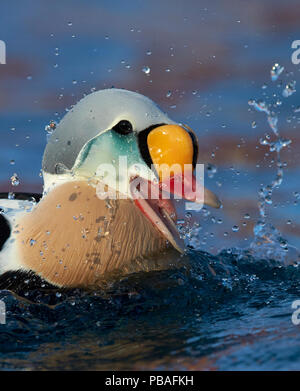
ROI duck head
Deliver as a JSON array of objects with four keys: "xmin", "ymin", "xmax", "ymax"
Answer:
[{"xmin": 43, "ymin": 89, "xmax": 221, "ymax": 254}]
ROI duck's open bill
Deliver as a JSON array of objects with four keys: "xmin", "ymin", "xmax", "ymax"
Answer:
[
  {"xmin": 130, "ymin": 169, "xmax": 221, "ymax": 254},
  {"xmin": 130, "ymin": 176, "xmax": 185, "ymax": 253}
]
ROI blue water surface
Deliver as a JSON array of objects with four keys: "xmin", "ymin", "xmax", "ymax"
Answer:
[{"xmin": 0, "ymin": 0, "xmax": 300, "ymax": 371}]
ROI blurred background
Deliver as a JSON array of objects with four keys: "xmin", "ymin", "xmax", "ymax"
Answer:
[{"xmin": 0, "ymin": 0, "xmax": 299, "ymax": 253}]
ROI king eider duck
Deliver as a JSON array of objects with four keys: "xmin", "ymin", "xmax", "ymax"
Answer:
[{"xmin": 0, "ymin": 89, "xmax": 221, "ymax": 289}]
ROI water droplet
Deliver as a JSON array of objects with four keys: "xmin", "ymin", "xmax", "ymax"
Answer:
[
  {"xmin": 267, "ymin": 113, "xmax": 278, "ymax": 134},
  {"xmin": 282, "ymin": 81, "xmax": 296, "ymax": 98},
  {"xmin": 8, "ymin": 192, "xmax": 15, "ymax": 200},
  {"xmin": 166, "ymin": 90, "xmax": 172, "ymax": 98},
  {"xmin": 206, "ymin": 163, "xmax": 217, "ymax": 178},
  {"xmin": 270, "ymin": 63, "xmax": 284, "ymax": 82},
  {"xmin": 269, "ymin": 138, "xmax": 292, "ymax": 153},
  {"xmin": 294, "ymin": 106, "xmax": 300, "ymax": 113},
  {"xmin": 142, "ymin": 66, "xmax": 150, "ymax": 75},
  {"xmin": 248, "ymin": 99, "xmax": 270, "ymax": 114},
  {"xmin": 10, "ymin": 173, "xmax": 20, "ymax": 187},
  {"xmin": 45, "ymin": 120, "xmax": 57, "ymax": 134},
  {"xmin": 294, "ymin": 191, "xmax": 300, "ymax": 199},
  {"xmin": 232, "ymin": 225, "xmax": 239, "ymax": 232}
]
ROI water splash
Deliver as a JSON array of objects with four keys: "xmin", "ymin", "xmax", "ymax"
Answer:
[{"xmin": 248, "ymin": 64, "xmax": 298, "ymax": 263}]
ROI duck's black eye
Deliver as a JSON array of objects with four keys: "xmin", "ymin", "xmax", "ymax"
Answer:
[{"xmin": 112, "ymin": 120, "xmax": 133, "ymax": 135}]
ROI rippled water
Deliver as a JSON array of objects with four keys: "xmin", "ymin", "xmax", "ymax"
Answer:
[
  {"xmin": 1, "ymin": 0, "xmax": 300, "ymax": 371},
  {"xmin": 0, "ymin": 247, "xmax": 300, "ymax": 371}
]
